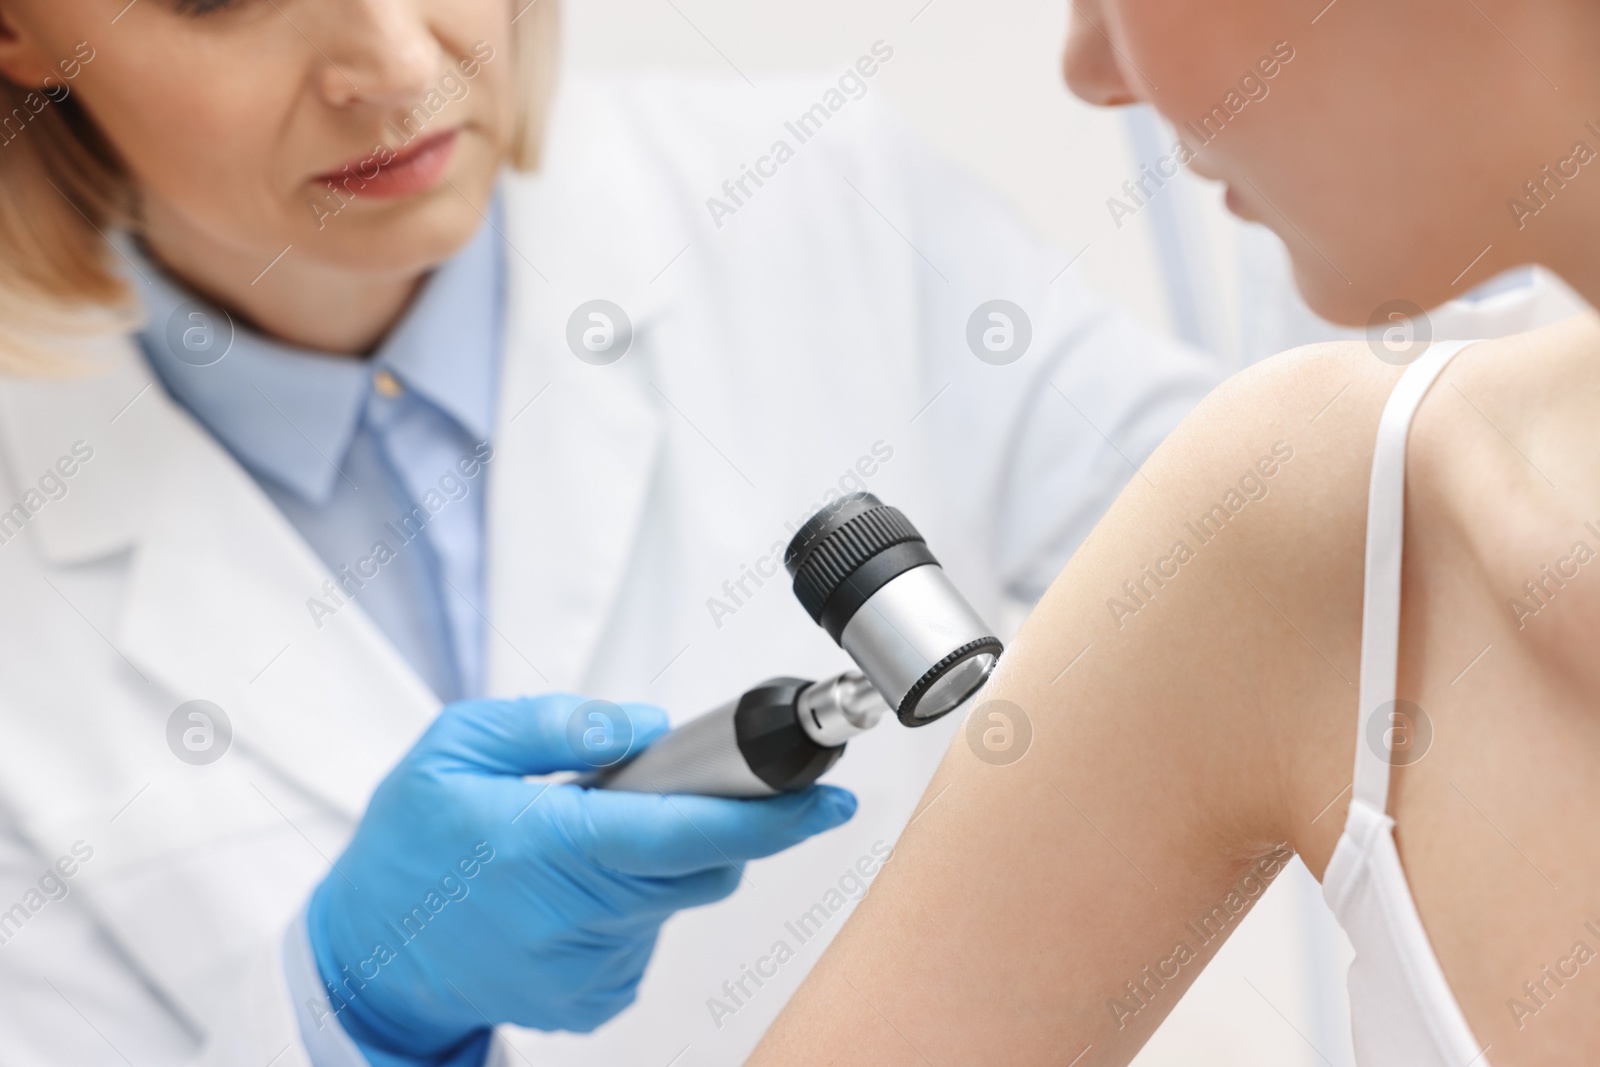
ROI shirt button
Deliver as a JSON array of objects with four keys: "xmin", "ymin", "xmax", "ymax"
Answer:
[{"xmin": 372, "ymin": 370, "xmax": 404, "ymax": 399}]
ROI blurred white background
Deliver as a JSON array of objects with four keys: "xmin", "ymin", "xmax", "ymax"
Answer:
[
  {"xmin": 562, "ymin": 1, "xmax": 1587, "ymax": 1064},
  {"xmin": 565, "ymin": 0, "xmax": 1191, "ymax": 344}
]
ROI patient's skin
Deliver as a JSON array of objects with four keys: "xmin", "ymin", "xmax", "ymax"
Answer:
[{"xmin": 753, "ymin": 2, "xmax": 1600, "ymax": 1065}]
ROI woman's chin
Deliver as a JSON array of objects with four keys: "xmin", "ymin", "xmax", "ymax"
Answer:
[
  {"xmin": 289, "ymin": 196, "xmax": 484, "ymax": 279},
  {"xmin": 290, "ymin": 155, "xmax": 499, "ymax": 276}
]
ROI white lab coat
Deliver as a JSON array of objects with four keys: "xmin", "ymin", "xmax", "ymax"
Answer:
[{"xmin": 0, "ymin": 74, "xmax": 1220, "ymax": 1066}]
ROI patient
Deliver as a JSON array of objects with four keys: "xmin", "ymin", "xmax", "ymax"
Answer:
[{"xmin": 753, "ymin": 1, "xmax": 1600, "ymax": 1065}]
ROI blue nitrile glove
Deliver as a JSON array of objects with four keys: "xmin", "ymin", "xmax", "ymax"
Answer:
[{"xmin": 305, "ymin": 694, "xmax": 857, "ymax": 1067}]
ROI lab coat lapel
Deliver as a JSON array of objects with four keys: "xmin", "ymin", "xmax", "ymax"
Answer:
[
  {"xmin": 118, "ymin": 414, "xmax": 439, "ymax": 821},
  {"xmin": 0, "ymin": 340, "xmax": 438, "ymax": 822},
  {"xmin": 117, "ymin": 442, "xmax": 440, "ymax": 820},
  {"xmin": 488, "ymin": 337, "xmax": 663, "ymax": 695},
  {"xmin": 484, "ymin": 163, "xmax": 673, "ymax": 696}
]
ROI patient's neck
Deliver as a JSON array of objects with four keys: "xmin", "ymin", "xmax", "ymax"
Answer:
[{"xmin": 1543, "ymin": 214, "xmax": 1600, "ymax": 315}]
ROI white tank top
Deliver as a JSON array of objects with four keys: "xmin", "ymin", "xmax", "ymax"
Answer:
[{"xmin": 1321, "ymin": 339, "xmax": 1493, "ymax": 1066}]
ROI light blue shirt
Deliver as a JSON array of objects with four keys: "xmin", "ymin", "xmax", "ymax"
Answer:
[{"xmin": 131, "ymin": 197, "xmax": 505, "ymax": 703}]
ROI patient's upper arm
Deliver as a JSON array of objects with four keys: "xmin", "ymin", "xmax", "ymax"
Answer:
[{"xmin": 750, "ymin": 341, "xmax": 1401, "ymax": 1067}]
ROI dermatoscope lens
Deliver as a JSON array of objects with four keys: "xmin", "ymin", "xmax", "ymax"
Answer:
[
  {"xmin": 784, "ymin": 493, "xmax": 1001, "ymax": 726},
  {"xmin": 913, "ymin": 651, "xmax": 998, "ymax": 721}
]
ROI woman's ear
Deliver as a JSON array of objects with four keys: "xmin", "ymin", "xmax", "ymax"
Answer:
[{"xmin": 0, "ymin": 3, "xmax": 59, "ymax": 89}]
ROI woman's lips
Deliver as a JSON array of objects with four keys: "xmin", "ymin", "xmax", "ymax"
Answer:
[{"xmin": 316, "ymin": 128, "xmax": 459, "ymax": 200}]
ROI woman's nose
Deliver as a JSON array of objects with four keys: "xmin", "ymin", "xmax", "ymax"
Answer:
[
  {"xmin": 1062, "ymin": 0, "xmax": 1139, "ymax": 107},
  {"xmin": 314, "ymin": 0, "xmax": 440, "ymax": 108}
]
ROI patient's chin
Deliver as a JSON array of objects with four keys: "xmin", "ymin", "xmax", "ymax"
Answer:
[{"xmin": 1289, "ymin": 258, "xmax": 1446, "ymax": 338}]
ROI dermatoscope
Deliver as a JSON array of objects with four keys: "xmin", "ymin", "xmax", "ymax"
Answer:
[{"xmin": 591, "ymin": 493, "xmax": 1002, "ymax": 797}]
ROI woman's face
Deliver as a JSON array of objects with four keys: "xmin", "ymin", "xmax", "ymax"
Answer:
[
  {"xmin": 0, "ymin": 0, "xmax": 514, "ymax": 282},
  {"xmin": 1064, "ymin": 0, "xmax": 1593, "ymax": 326}
]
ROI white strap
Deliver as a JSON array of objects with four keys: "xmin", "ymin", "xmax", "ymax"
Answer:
[{"xmin": 1352, "ymin": 340, "xmax": 1479, "ymax": 813}]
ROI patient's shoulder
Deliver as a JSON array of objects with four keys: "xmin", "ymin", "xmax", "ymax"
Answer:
[
  {"xmin": 1165, "ymin": 313, "xmax": 1600, "ymax": 559},
  {"xmin": 1170, "ymin": 316, "xmax": 1600, "ymax": 846},
  {"xmin": 1371, "ymin": 314, "xmax": 1600, "ymax": 589},
  {"xmin": 1136, "ymin": 335, "xmax": 1407, "ymax": 571},
  {"xmin": 1409, "ymin": 314, "xmax": 1600, "ymax": 673}
]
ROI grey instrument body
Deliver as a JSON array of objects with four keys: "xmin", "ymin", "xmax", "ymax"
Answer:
[{"xmin": 594, "ymin": 697, "xmax": 776, "ymax": 797}]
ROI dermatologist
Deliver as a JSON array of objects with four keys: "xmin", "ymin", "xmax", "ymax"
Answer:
[{"xmin": 0, "ymin": 2, "xmax": 1219, "ymax": 1065}]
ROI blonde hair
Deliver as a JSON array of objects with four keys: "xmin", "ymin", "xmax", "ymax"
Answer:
[{"xmin": 0, "ymin": 0, "xmax": 560, "ymax": 372}]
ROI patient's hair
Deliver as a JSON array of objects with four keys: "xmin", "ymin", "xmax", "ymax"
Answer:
[{"xmin": 0, "ymin": 0, "xmax": 559, "ymax": 373}]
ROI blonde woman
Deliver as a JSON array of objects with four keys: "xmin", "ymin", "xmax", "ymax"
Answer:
[
  {"xmin": 0, "ymin": 1, "xmax": 1217, "ymax": 1065},
  {"xmin": 754, "ymin": 1, "xmax": 1600, "ymax": 1065}
]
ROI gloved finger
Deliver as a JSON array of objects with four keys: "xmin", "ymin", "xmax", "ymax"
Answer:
[
  {"xmin": 421, "ymin": 696, "xmax": 669, "ymax": 777},
  {"xmin": 569, "ymin": 785, "xmax": 858, "ymax": 876},
  {"xmin": 584, "ymin": 865, "xmax": 745, "ymax": 929},
  {"xmin": 659, "ymin": 863, "xmax": 744, "ymax": 910},
  {"xmin": 538, "ymin": 938, "xmax": 657, "ymax": 1034}
]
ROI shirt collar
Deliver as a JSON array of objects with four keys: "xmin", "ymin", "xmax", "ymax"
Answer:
[
  {"xmin": 372, "ymin": 193, "xmax": 504, "ymax": 444},
  {"xmin": 131, "ymin": 187, "xmax": 505, "ymax": 505}
]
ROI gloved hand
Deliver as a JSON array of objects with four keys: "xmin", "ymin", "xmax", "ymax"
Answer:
[{"xmin": 305, "ymin": 694, "xmax": 857, "ymax": 1067}]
